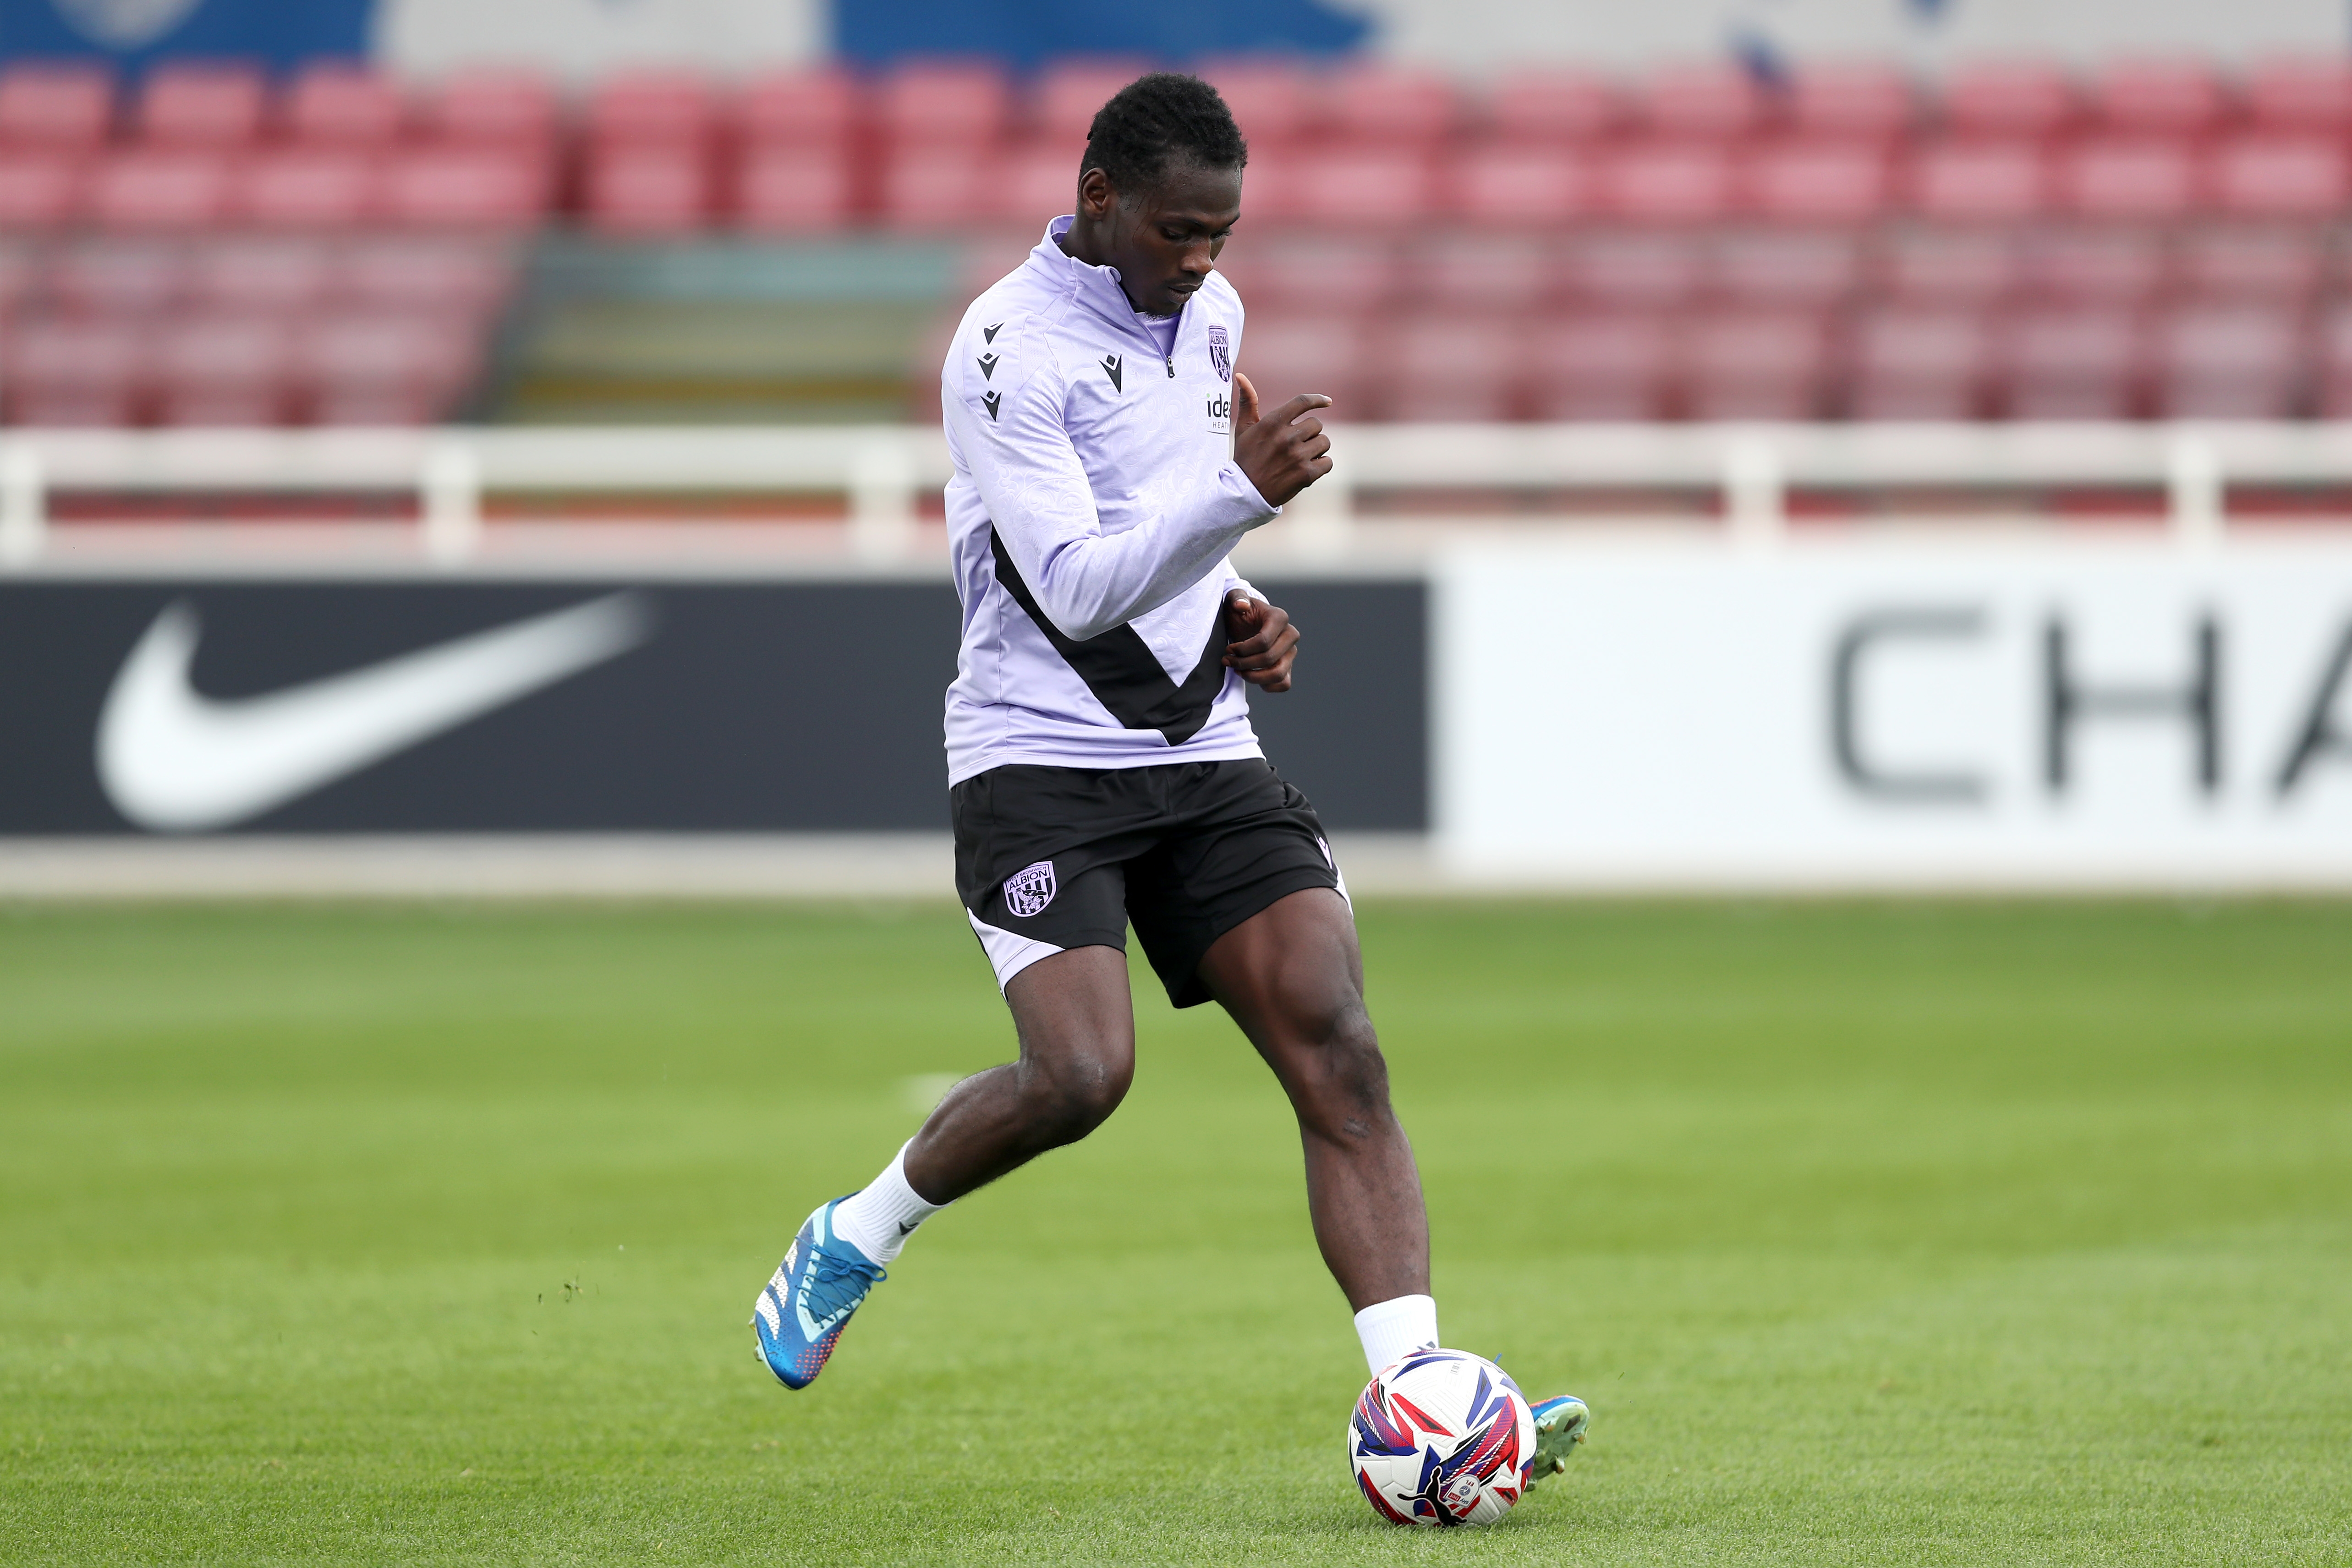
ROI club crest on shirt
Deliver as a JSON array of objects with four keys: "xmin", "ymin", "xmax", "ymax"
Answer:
[
  {"xmin": 1003, "ymin": 860, "xmax": 1058, "ymax": 918},
  {"xmin": 1206, "ymin": 325, "xmax": 1231, "ymax": 382}
]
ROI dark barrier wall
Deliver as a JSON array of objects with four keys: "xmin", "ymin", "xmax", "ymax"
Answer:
[{"xmin": 0, "ymin": 577, "xmax": 1424, "ymax": 833}]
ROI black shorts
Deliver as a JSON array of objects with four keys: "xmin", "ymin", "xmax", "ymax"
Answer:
[{"xmin": 951, "ymin": 758, "xmax": 1346, "ymax": 1009}]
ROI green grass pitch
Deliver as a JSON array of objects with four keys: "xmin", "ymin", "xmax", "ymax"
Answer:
[{"xmin": 2, "ymin": 899, "xmax": 2348, "ymax": 1565}]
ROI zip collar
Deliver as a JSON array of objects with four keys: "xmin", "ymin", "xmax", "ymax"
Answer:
[{"xmin": 1030, "ymin": 216, "xmax": 1187, "ymax": 364}]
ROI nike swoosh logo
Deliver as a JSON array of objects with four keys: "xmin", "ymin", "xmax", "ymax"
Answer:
[
  {"xmin": 96, "ymin": 593, "xmax": 652, "ymax": 832},
  {"xmin": 896, "ymin": 1220, "xmax": 919, "ymax": 1235}
]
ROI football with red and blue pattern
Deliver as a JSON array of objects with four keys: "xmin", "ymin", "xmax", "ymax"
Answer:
[{"xmin": 1348, "ymin": 1349, "xmax": 1535, "ymax": 1527}]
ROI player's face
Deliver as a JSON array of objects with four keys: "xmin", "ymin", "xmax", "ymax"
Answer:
[{"xmin": 1087, "ymin": 159, "xmax": 1242, "ymax": 318}]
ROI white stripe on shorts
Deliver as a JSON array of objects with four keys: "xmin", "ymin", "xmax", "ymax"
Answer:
[{"xmin": 966, "ymin": 909, "xmax": 1064, "ymax": 992}]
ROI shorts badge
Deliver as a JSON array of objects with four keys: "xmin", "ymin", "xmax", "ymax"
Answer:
[
  {"xmin": 1003, "ymin": 860, "xmax": 1058, "ymax": 918},
  {"xmin": 1206, "ymin": 325, "xmax": 1231, "ymax": 382}
]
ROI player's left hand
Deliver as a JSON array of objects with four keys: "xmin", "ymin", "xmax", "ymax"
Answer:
[{"xmin": 1223, "ymin": 592, "xmax": 1299, "ymax": 692}]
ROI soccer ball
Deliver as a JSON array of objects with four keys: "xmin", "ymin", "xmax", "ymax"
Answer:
[{"xmin": 1348, "ymin": 1349, "xmax": 1535, "ymax": 1526}]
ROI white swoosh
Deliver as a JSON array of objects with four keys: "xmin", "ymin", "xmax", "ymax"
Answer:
[{"xmin": 97, "ymin": 594, "xmax": 652, "ymax": 832}]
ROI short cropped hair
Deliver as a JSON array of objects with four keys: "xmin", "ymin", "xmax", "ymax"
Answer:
[{"xmin": 1080, "ymin": 73, "xmax": 1248, "ymax": 197}]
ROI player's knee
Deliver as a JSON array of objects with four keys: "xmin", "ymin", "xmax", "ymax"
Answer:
[
  {"xmin": 1022, "ymin": 1048, "xmax": 1132, "ymax": 1145},
  {"xmin": 1293, "ymin": 1004, "xmax": 1393, "ymax": 1142}
]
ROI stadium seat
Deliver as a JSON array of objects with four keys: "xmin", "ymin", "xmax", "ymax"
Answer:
[
  {"xmin": 1282, "ymin": 148, "xmax": 1436, "ymax": 227},
  {"xmin": 155, "ymin": 313, "xmax": 292, "ymax": 425},
  {"xmin": 1232, "ymin": 315, "xmax": 1365, "ymax": 407},
  {"xmin": 2175, "ymin": 226, "xmax": 2324, "ymax": 303},
  {"xmin": 2090, "ymin": 58, "xmax": 2229, "ymax": 137},
  {"xmin": 378, "ymin": 145, "xmax": 547, "ymax": 227},
  {"xmin": 735, "ymin": 144, "xmax": 855, "ymax": 232},
  {"xmin": 1444, "ymin": 143, "xmax": 1595, "ymax": 225},
  {"xmin": 990, "ymin": 139, "xmax": 1079, "ymax": 227},
  {"xmin": 2057, "ymin": 137, "xmax": 2198, "ymax": 221},
  {"xmin": 876, "ymin": 60, "xmax": 1009, "ymax": 148},
  {"xmin": 1637, "ymin": 61, "xmax": 1765, "ymax": 139},
  {"xmin": 2245, "ymin": 58, "xmax": 2352, "ymax": 134},
  {"xmin": 2207, "ymin": 135, "xmax": 2348, "ymax": 219},
  {"xmin": 1682, "ymin": 310, "xmax": 1832, "ymax": 419},
  {"xmin": 337, "ymin": 237, "xmax": 514, "ymax": 314},
  {"xmin": 0, "ymin": 152, "xmax": 86, "ymax": 230},
  {"xmin": 740, "ymin": 68, "xmax": 860, "ymax": 147},
  {"xmin": 1788, "ymin": 62, "xmax": 1916, "ymax": 141},
  {"xmin": 878, "ymin": 146, "xmax": 998, "ymax": 230},
  {"xmin": 1744, "ymin": 140, "xmax": 1890, "ymax": 223},
  {"xmin": 1998, "ymin": 307, "xmax": 2143, "ymax": 418},
  {"xmin": 1326, "ymin": 64, "xmax": 1459, "ymax": 151},
  {"xmin": 233, "ymin": 149, "xmax": 379, "ymax": 228},
  {"xmin": 189, "ymin": 237, "xmax": 334, "ymax": 311},
  {"xmin": 1385, "ymin": 312, "xmax": 1521, "ymax": 420},
  {"xmin": 301, "ymin": 311, "xmax": 479, "ymax": 424},
  {"xmin": 1846, "ymin": 307, "xmax": 1993, "ymax": 420},
  {"xmin": 2316, "ymin": 304, "xmax": 2352, "ymax": 415},
  {"xmin": 88, "ymin": 150, "xmax": 234, "ymax": 231},
  {"xmin": 1035, "ymin": 59, "xmax": 1150, "ymax": 145},
  {"xmin": 1599, "ymin": 140, "xmax": 1733, "ymax": 224},
  {"xmin": 1711, "ymin": 231, "xmax": 1862, "ymax": 308},
  {"xmin": 1876, "ymin": 228, "xmax": 2025, "ymax": 304},
  {"xmin": 1940, "ymin": 60, "xmax": 2080, "ymax": 137},
  {"xmin": 1908, "ymin": 139, "xmax": 2051, "ymax": 220},
  {"xmin": 6, "ymin": 315, "xmax": 145, "ymax": 425},
  {"xmin": 1558, "ymin": 231, "xmax": 1704, "ymax": 308},
  {"xmin": 2024, "ymin": 228, "xmax": 2165, "ymax": 305},
  {"xmin": 1195, "ymin": 60, "xmax": 1317, "ymax": 148},
  {"xmin": 1527, "ymin": 312, "xmax": 1672, "ymax": 419},
  {"xmin": 2154, "ymin": 302, "xmax": 2303, "ymax": 417},
  {"xmin": 134, "ymin": 63, "xmax": 265, "ymax": 147},
  {"xmin": 47, "ymin": 240, "xmax": 188, "ymax": 314},
  {"xmin": 1229, "ymin": 236, "xmax": 1396, "ymax": 313},
  {"xmin": 0, "ymin": 64, "xmax": 114, "ymax": 150},
  {"xmin": 1403, "ymin": 234, "xmax": 1550, "ymax": 313},
  {"xmin": 586, "ymin": 140, "xmax": 713, "ymax": 236},
  {"xmin": 283, "ymin": 64, "xmax": 406, "ymax": 147},
  {"xmin": 426, "ymin": 68, "xmax": 559, "ymax": 147},
  {"xmin": 590, "ymin": 70, "xmax": 718, "ymax": 146},
  {"xmin": 1485, "ymin": 70, "xmax": 1622, "ymax": 142}
]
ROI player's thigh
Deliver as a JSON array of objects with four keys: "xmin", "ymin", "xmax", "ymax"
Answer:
[
  {"xmin": 1003, "ymin": 942, "xmax": 1137, "ymax": 1091},
  {"xmin": 1195, "ymin": 886, "xmax": 1366, "ymax": 1053}
]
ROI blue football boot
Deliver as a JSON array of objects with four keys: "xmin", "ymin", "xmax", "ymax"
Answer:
[
  {"xmin": 750, "ymin": 1196, "xmax": 885, "ymax": 1390},
  {"xmin": 1526, "ymin": 1394, "xmax": 1590, "ymax": 1486}
]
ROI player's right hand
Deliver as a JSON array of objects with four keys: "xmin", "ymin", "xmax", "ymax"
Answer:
[{"xmin": 1233, "ymin": 371, "xmax": 1333, "ymax": 508}]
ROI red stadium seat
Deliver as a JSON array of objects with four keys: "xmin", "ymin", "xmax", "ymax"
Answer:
[
  {"xmin": 1558, "ymin": 231, "xmax": 1704, "ymax": 308},
  {"xmin": 1637, "ymin": 62, "xmax": 1765, "ymax": 139},
  {"xmin": 2207, "ymin": 136, "xmax": 2347, "ymax": 219},
  {"xmin": 2176, "ymin": 226, "xmax": 2324, "ymax": 302},
  {"xmin": 1876, "ymin": 228, "xmax": 2024, "ymax": 304},
  {"xmin": 740, "ymin": 69, "xmax": 860, "ymax": 147},
  {"xmin": 1789, "ymin": 63, "xmax": 1916, "ymax": 140},
  {"xmin": 1845, "ymin": 307, "xmax": 1992, "ymax": 420},
  {"xmin": 1600, "ymin": 140, "xmax": 1733, "ymax": 225},
  {"xmin": 190, "ymin": 237, "xmax": 334, "ymax": 311},
  {"xmin": 338, "ymin": 238, "xmax": 514, "ymax": 314},
  {"xmin": 2058, "ymin": 137, "xmax": 2197, "ymax": 221},
  {"xmin": 1283, "ymin": 147, "xmax": 1435, "ymax": 227},
  {"xmin": 1941, "ymin": 61, "xmax": 2079, "ymax": 137},
  {"xmin": 878, "ymin": 146, "xmax": 998, "ymax": 229},
  {"xmin": 589, "ymin": 70, "xmax": 718, "ymax": 146},
  {"xmin": 1227, "ymin": 236, "xmax": 1396, "ymax": 313},
  {"xmin": 1384, "ymin": 312, "xmax": 1520, "ymax": 420},
  {"xmin": 1682, "ymin": 310, "xmax": 1832, "ymax": 419},
  {"xmin": 283, "ymin": 64, "xmax": 406, "ymax": 147},
  {"xmin": 1998, "ymin": 307, "xmax": 2143, "ymax": 418},
  {"xmin": 88, "ymin": 150, "xmax": 234, "ymax": 231},
  {"xmin": 1485, "ymin": 70, "xmax": 1622, "ymax": 143},
  {"xmin": 1195, "ymin": 60, "xmax": 1318, "ymax": 148},
  {"xmin": 2024, "ymin": 228, "xmax": 2165, "ymax": 305},
  {"xmin": 876, "ymin": 60, "xmax": 1009, "ymax": 148},
  {"xmin": 0, "ymin": 152, "xmax": 86, "ymax": 230},
  {"xmin": 47, "ymin": 240, "xmax": 188, "ymax": 313},
  {"xmin": 2090, "ymin": 58, "xmax": 2228, "ymax": 137},
  {"xmin": 0, "ymin": 64, "xmax": 113, "ymax": 149},
  {"xmin": 378, "ymin": 145, "xmax": 547, "ymax": 227},
  {"xmin": 155, "ymin": 312, "xmax": 292, "ymax": 425},
  {"xmin": 0, "ymin": 247, "xmax": 39, "ymax": 318},
  {"xmin": 135, "ymin": 63, "xmax": 265, "ymax": 147},
  {"xmin": 2315, "ymin": 305, "xmax": 2352, "ymax": 415},
  {"xmin": 1444, "ymin": 143, "xmax": 1595, "ymax": 226},
  {"xmin": 1711, "ymin": 231, "xmax": 1862, "ymax": 308},
  {"xmin": 233, "ymin": 150, "xmax": 378, "ymax": 228},
  {"xmin": 735, "ymin": 144, "xmax": 854, "ymax": 232},
  {"xmin": 1744, "ymin": 140, "xmax": 1889, "ymax": 223},
  {"xmin": 1908, "ymin": 139, "xmax": 2050, "ymax": 221},
  {"xmin": 2245, "ymin": 58, "xmax": 2352, "ymax": 134},
  {"xmin": 1403, "ymin": 234, "xmax": 1550, "ymax": 313},
  {"xmin": 1035, "ymin": 60, "xmax": 1149, "ymax": 145},
  {"xmin": 1527, "ymin": 313, "xmax": 1672, "ymax": 419},
  {"xmin": 586, "ymin": 140, "xmax": 713, "ymax": 236},
  {"xmin": 301, "ymin": 311, "xmax": 479, "ymax": 424},
  {"xmin": 1326, "ymin": 64, "xmax": 1459, "ymax": 150},
  {"xmin": 2154, "ymin": 303, "xmax": 2303, "ymax": 418},
  {"xmin": 989, "ymin": 138, "xmax": 1079, "ymax": 227},
  {"xmin": 1232, "ymin": 314, "xmax": 1365, "ymax": 406},
  {"xmin": 427, "ymin": 68, "xmax": 559, "ymax": 147},
  {"xmin": 8, "ymin": 314, "xmax": 146, "ymax": 425}
]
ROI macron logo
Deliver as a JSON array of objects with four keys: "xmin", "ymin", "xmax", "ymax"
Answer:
[{"xmin": 96, "ymin": 595, "xmax": 651, "ymax": 832}]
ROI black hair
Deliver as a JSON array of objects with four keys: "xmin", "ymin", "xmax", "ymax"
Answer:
[{"xmin": 1080, "ymin": 72, "xmax": 1248, "ymax": 197}]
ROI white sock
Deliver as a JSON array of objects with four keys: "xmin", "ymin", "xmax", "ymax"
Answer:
[
  {"xmin": 1354, "ymin": 1294, "xmax": 1440, "ymax": 1376},
  {"xmin": 828, "ymin": 1143, "xmax": 947, "ymax": 1266}
]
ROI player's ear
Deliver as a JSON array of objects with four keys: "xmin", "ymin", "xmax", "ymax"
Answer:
[{"xmin": 1076, "ymin": 167, "xmax": 1115, "ymax": 219}]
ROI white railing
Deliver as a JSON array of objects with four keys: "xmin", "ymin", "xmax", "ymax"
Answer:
[{"xmin": 5, "ymin": 420, "xmax": 2352, "ymax": 567}]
